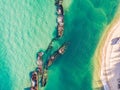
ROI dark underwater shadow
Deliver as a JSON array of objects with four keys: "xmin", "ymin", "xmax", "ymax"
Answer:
[
  {"xmin": 54, "ymin": 0, "xmax": 120, "ymax": 90},
  {"xmin": 29, "ymin": 71, "xmax": 33, "ymax": 79},
  {"xmin": 41, "ymin": 0, "xmax": 120, "ymax": 90},
  {"xmin": 24, "ymin": 87, "xmax": 30, "ymax": 90}
]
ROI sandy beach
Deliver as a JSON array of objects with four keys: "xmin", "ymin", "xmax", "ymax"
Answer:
[
  {"xmin": 101, "ymin": 14, "xmax": 120, "ymax": 90},
  {"xmin": 93, "ymin": 6, "xmax": 120, "ymax": 90}
]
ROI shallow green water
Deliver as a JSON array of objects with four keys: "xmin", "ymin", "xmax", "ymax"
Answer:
[{"xmin": 0, "ymin": 0, "xmax": 119, "ymax": 90}]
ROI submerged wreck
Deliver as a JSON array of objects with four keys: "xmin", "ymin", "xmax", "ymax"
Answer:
[
  {"xmin": 55, "ymin": 0, "xmax": 64, "ymax": 37},
  {"xmin": 36, "ymin": 52, "xmax": 44, "ymax": 74},
  {"xmin": 55, "ymin": 0, "xmax": 63, "ymax": 5},
  {"xmin": 47, "ymin": 42, "xmax": 69, "ymax": 67},
  {"xmin": 30, "ymin": 71, "xmax": 38, "ymax": 90},
  {"xmin": 41, "ymin": 68, "xmax": 48, "ymax": 87}
]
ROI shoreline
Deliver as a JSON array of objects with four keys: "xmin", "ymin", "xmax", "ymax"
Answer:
[{"xmin": 92, "ymin": 5, "xmax": 120, "ymax": 89}]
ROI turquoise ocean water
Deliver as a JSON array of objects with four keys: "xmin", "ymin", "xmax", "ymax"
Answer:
[{"xmin": 0, "ymin": 0, "xmax": 119, "ymax": 90}]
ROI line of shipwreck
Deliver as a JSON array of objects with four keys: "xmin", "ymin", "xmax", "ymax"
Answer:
[{"xmin": 29, "ymin": 0, "xmax": 69, "ymax": 90}]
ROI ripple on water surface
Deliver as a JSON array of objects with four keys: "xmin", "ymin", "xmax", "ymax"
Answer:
[{"xmin": 0, "ymin": 0, "xmax": 56, "ymax": 90}]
